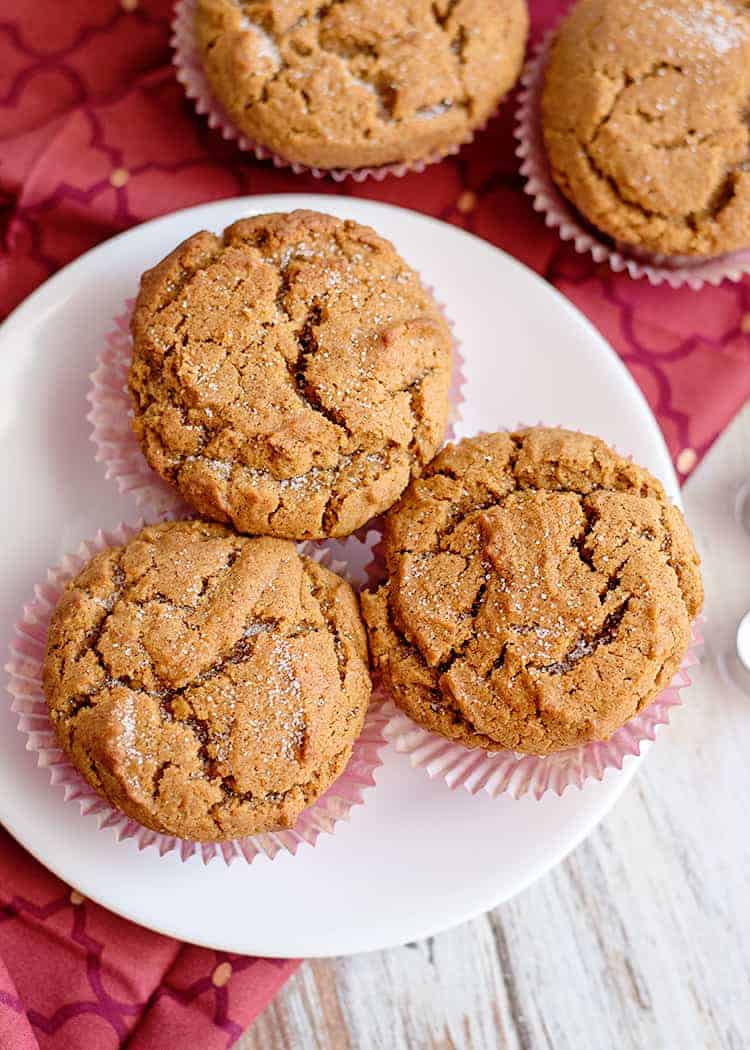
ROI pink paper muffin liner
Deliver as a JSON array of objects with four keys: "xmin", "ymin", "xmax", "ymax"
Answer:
[
  {"xmin": 514, "ymin": 32, "xmax": 750, "ymax": 290},
  {"xmin": 171, "ymin": 0, "xmax": 480, "ymax": 182},
  {"xmin": 367, "ymin": 426, "xmax": 704, "ymax": 799},
  {"xmin": 88, "ymin": 301, "xmax": 189, "ymax": 522},
  {"xmin": 6, "ymin": 521, "xmax": 388, "ymax": 865},
  {"xmin": 88, "ymin": 297, "xmax": 465, "ymax": 554}
]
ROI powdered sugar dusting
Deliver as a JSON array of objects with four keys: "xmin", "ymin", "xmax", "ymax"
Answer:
[
  {"xmin": 235, "ymin": 8, "xmax": 282, "ymax": 68},
  {"xmin": 243, "ymin": 621, "xmax": 271, "ymax": 638},
  {"xmin": 118, "ymin": 692, "xmax": 147, "ymax": 790},
  {"xmin": 183, "ymin": 455, "xmax": 233, "ymax": 480},
  {"xmin": 268, "ymin": 638, "xmax": 306, "ymax": 761},
  {"xmin": 416, "ymin": 100, "xmax": 454, "ymax": 119},
  {"xmin": 662, "ymin": 0, "xmax": 747, "ymax": 55}
]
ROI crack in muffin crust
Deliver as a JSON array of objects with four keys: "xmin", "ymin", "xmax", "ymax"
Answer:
[
  {"xmin": 541, "ymin": 0, "xmax": 750, "ymax": 256},
  {"xmin": 361, "ymin": 428, "xmax": 703, "ymax": 755},
  {"xmin": 128, "ymin": 210, "xmax": 453, "ymax": 539},
  {"xmin": 43, "ymin": 520, "xmax": 371, "ymax": 840},
  {"xmin": 194, "ymin": 0, "xmax": 529, "ymax": 169}
]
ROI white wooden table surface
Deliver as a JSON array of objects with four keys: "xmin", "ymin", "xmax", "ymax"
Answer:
[{"xmin": 239, "ymin": 405, "xmax": 750, "ymax": 1050}]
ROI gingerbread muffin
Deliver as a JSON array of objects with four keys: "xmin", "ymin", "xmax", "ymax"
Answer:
[
  {"xmin": 541, "ymin": 0, "xmax": 750, "ymax": 257},
  {"xmin": 128, "ymin": 210, "xmax": 453, "ymax": 539},
  {"xmin": 194, "ymin": 0, "xmax": 529, "ymax": 171},
  {"xmin": 362, "ymin": 428, "xmax": 703, "ymax": 755},
  {"xmin": 43, "ymin": 520, "xmax": 371, "ymax": 841}
]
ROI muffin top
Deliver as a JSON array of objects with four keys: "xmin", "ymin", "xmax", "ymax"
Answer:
[
  {"xmin": 541, "ymin": 0, "xmax": 750, "ymax": 257},
  {"xmin": 129, "ymin": 210, "xmax": 452, "ymax": 540},
  {"xmin": 44, "ymin": 521, "xmax": 371, "ymax": 841},
  {"xmin": 195, "ymin": 0, "xmax": 529, "ymax": 170},
  {"xmin": 362, "ymin": 428, "xmax": 703, "ymax": 755}
]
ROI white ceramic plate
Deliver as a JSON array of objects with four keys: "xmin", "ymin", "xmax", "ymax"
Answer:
[{"xmin": 0, "ymin": 194, "xmax": 681, "ymax": 957}]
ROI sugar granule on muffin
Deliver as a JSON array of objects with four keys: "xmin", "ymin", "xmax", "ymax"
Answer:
[
  {"xmin": 541, "ymin": 0, "xmax": 750, "ymax": 257},
  {"xmin": 194, "ymin": 0, "xmax": 529, "ymax": 170},
  {"xmin": 128, "ymin": 210, "xmax": 453, "ymax": 539},
  {"xmin": 43, "ymin": 520, "xmax": 371, "ymax": 841},
  {"xmin": 362, "ymin": 428, "xmax": 703, "ymax": 755}
]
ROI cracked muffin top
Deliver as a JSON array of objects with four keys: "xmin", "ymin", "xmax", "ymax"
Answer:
[
  {"xmin": 43, "ymin": 520, "xmax": 371, "ymax": 841},
  {"xmin": 361, "ymin": 428, "xmax": 703, "ymax": 755},
  {"xmin": 128, "ymin": 210, "xmax": 453, "ymax": 540},
  {"xmin": 194, "ymin": 0, "xmax": 529, "ymax": 170},
  {"xmin": 541, "ymin": 0, "xmax": 750, "ymax": 257}
]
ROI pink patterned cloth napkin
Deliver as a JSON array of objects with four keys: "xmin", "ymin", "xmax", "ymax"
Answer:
[
  {"xmin": 1, "ymin": 0, "xmax": 748, "ymax": 1046},
  {"xmin": 0, "ymin": 831, "xmax": 295, "ymax": 1049}
]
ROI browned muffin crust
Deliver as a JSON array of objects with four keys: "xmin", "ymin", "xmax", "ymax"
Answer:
[
  {"xmin": 541, "ymin": 0, "xmax": 750, "ymax": 257},
  {"xmin": 195, "ymin": 0, "xmax": 529, "ymax": 170},
  {"xmin": 362, "ymin": 428, "xmax": 703, "ymax": 755},
  {"xmin": 44, "ymin": 520, "xmax": 371, "ymax": 841},
  {"xmin": 128, "ymin": 210, "xmax": 453, "ymax": 539}
]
